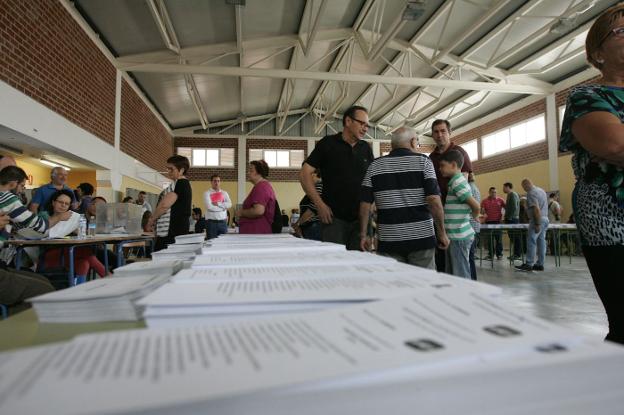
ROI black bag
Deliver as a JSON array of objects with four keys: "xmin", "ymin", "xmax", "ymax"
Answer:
[{"xmin": 271, "ymin": 199, "xmax": 283, "ymax": 233}]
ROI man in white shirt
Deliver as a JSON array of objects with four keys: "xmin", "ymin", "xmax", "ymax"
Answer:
[
  {"xmin": 204, "ymin": 174, "xmax": 232, "ymax": 239},
  {"xmin": 136, "ymin": 191, "xmax": 152, "ymax": 214}
]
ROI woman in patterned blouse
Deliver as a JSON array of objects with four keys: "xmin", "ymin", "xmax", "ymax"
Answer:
[{"xmin": 559, "ymin": 4, "xmax": 624, "ymax": 344}]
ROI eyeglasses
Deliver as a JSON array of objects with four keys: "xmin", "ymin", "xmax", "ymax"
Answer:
[
  {"xmin": 349, "ymin": 116, "xmax": 370, "ymax": 129},
  {"xmin": 611, "ymin": 26, "xmax": 624, "ymax": 38}
]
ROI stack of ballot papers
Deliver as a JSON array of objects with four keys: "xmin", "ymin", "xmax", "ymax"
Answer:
[
  {"xmin": 113, "ymin": 259, "xmax": 184, "ymax": 278},
  {"xmin": 3, "ymin": 287, "xmax": 624, "ymax": 414},
  {"xmin": 140, "ymin": 262, "xmax": 502, "ymax": 328},
  {"xmin": 191, "ymin": 249, "xmax": 398, "ymax": 269},
  {"xmin": 28, "ymin": 275, "xmax": 170, "ymax": 323},
  {"xmin": 174, "ymin": 233, "xmax": 206, "ymax": 244}
]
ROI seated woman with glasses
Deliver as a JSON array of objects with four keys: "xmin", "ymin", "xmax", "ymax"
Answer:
[{"xmin": 40, "ymin": 190, "xmax": 108, "ymax": 284}]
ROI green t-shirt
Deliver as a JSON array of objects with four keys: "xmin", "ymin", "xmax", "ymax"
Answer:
[{"xmin": 444, "ymin": 172, "xmax": 475, "ymax": 241}]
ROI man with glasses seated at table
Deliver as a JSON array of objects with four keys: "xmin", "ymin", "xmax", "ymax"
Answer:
[
  {"xmin": 0, "ymin": 166, "xmax": 72, "ymax": 312},
  {"xmin": 300, "ymin": 105, "xmax": 374, "ymax": 250}
]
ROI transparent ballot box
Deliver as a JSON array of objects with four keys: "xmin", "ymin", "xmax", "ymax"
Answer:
[{"xmin": 95, "ymin": 203, "xmax": 143, "ymax": 235}]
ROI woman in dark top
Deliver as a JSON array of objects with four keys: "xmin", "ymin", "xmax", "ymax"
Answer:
[{"xmin": 147, "ymin": 155, "xmax": 192, "ymax": 251}]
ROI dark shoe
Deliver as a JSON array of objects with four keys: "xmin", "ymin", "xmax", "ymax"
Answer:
[
  {"xmin": 497, "ymin": 255, "xmax": 503, "ymax": 260},
  {"xmin": 507, "ymin": 255, "xmax": 521, "ymax": 261},
  {"xmin": 515, "ymin": 263, "xmax": 533, "ymax": 272},
  {"xmin": 484, "ymin": 255, "xmax": 493, "ymax": 261},
  {"xmin": 532, "ymin": 264, "xmax": 544, "ymax": 271}
]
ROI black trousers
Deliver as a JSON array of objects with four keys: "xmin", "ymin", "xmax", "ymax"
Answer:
[{"xmin": 583, "ymin": 245, "xmax": 624, "ymax": 345}]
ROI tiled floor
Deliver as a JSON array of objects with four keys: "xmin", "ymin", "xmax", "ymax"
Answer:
[{"xmin": 475, "ymin": 255, "xmax": 607, "ymax": 339}]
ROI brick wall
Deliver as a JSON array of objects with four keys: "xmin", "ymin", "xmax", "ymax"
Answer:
[
  {"xmin": 175, "ymin": 137, "xmax": 238, "ymax": 181},
  {"xmin": 0, "ymin": 0, "xmax": 173, "ymax": 172},
  {"xmin": 120, "ymin": 81, "xmax": 173, "ymax": 172},
  {"xmin": 0, "ymin": 0, "xmax": 115, "ymax": 144},
  {"xmin": 247, "ymin": 139, "xmax": 308, "ymax": 181}
]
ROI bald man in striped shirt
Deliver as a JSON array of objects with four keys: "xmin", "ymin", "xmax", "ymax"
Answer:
[{"xmin": 359, "ymin": 127, "xmax": 448, "ymax": 269}]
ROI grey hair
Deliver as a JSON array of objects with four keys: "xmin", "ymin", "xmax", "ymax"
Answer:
[
  {"xmin": 51, "ymin": 167, "xmax": 65, "ymax": 178},
  {"xmin": 391, "ymin": 127, "xmax": 418, "ymax": 149}
]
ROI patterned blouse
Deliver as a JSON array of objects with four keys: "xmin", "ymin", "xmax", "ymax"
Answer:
[{"xmin": 559, "ymin": 84, "xmax": 624, "ymax": 246}]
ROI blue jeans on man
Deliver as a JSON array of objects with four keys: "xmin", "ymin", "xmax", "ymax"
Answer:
[
  {"xmin": 446, "ymin": 238, "xmax": 473, "ymax": 279},
  {"xmin": 207, "ymin": 220, "xmax": 228, "ymax": 239},
  {"xmin": 526, "ymin": 217, "xmax": 549, "ymax": 266}
]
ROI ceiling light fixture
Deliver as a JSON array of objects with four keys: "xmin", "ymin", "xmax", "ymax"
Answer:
[
  {"xmin": 40, "ymin": 158, "xmax": 71, "ymax": 171},
  {"xmin": 403, "ymin": 0, "xmax": 427, "ymax": 21}
]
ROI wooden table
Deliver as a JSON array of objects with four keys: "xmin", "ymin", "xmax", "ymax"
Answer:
[
  {"xmin": 8, "ymin": 234, "xmax": 154, "ymax": 286},
  {"xmin": 0, "ymin": 309, "xmax": 144, "ymax": 352}
]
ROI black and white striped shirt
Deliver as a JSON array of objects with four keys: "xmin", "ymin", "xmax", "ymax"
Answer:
[{"xmin": 361, "ymin": 148, "xmax": 440, "ymax": 254}]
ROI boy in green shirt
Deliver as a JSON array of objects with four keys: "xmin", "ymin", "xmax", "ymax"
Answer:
[{"xmin": 439, "ymin": 150, "xmax": 480, "ymax": 278}]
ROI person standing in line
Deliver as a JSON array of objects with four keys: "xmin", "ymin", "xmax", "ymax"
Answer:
[
  {"xmin": 359, "ymin": 127, "xmax": 448, "ymax": 269},
  {"xmin": 438, "ymin": 150, "xmax": 480, "ymax": 279},
  {"xmin": 481, "ymin": 187, "xmax": 506, "ymax": 260},
  {"xmin": 515, "ymin": 179, "xmax": 549, "ymax": 272},
  {"xmin": 147, "ymin": 155, "xmax": 192, "ymax": 252},
  {"xmin": 548, "ymin": 193, "xmax": 562, "ymax": 223},
  {"xmin": 503, "ymin": 182, "xmax": 522, "ymax": 261},
  {"xmin": 237, "ymin": 160, "xmax": 276, "ymax": 234},
  {"xmin": 468, "ymin": 173, "xmax": 481, "ymax": 280},
  {"xmin": 429, "ymin": 119, "xmax": 473, "ymax": 271},
  {"xmin": 75, "ymin": 183, "xmax": 95, "ymax": 215},
  {"xmin": 300, "ymin": 106, "xmax": 373, "ymax": 250},
  {"xmin": 203, "ymin": 174, "xmax": 232, "ymax": 239},
  {"xmin": 559, "ymin": 4, "xmax": 624, "ymax": 343}
]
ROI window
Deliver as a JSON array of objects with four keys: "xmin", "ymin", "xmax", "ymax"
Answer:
[
  {"xmin": 248, "ymin": 149, "xmax": 305, "ymax": 168},
  {"xmin": 461, "ymin": 140, "xmax": 479, "ymax": 161},
  {"xmin": 481, "ymin": 115, "xmax": 546, "ymax": 158},
  {"xmin": 177, "ymin": 147, "xmax": 235, "ymax": 167}
]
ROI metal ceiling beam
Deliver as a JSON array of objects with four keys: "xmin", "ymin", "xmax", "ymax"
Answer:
[
  {"xmin": 146, "ymin": 0, "xmax": 209, "ymax": 129},
  {"xmin": 116, "ymin": 28, "xmax": 353, "ymax": 65},
  {"xmin": 235, "ymin": 4, "xmax": 245, "ymax": 119},
  {"xmin": 117, "ymin": 61, "xmax": 552, "ymax": 94},
  {"xmin": 300, "ymin": 0, "xmax": 329, "ymax": 56}
]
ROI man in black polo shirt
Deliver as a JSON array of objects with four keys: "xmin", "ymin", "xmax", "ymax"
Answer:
[
  {"xmin": 300, "ymin": 105, "xmax": 373, "ymax": 250},
  {"xmin": 360, "ymin": 127, "xmax": 448, "ymax": 268}
]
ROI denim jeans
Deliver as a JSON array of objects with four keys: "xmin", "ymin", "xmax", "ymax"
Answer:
[
  {"xmin": 301, "ymin": 221, "xmax": 322, "ymax": 241},
  {"xmin": 446, "ymin": 238, "xmax": 473, "ymax": 279},
  {"xmin": 526, "ymin": 217, "xmax": 549, "ymax": 266},
  {"xmin": 207, "ymin": 220, "xmax": 228, "ymax": 239},
  {"xmin": 321, "ymin": 218, "xmax": 360, "ymax": 250}
]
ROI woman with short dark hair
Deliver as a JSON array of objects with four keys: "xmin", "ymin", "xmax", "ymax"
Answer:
[
  {"xmin": 236, "ymin": 160, "xmax": 276, "ymax": 234},
  {"xmin": 147, "ymin": 155, "xmax": 192, "ymax": 251}
]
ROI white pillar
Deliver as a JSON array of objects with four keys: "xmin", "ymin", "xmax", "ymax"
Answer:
[
  {"xmin": 546, "ymin": 93, "xmax": 559, "ymax": 191},
  {"xmin": 372, "ymin": 141, "xmax": 381, "ymax": 158},
  {"xmin": 307, "ymin": 139, "xmax": 315, "ymax": 157},
  {"xmin": 237, "ymin": 136, "xmax": 246, "ymax": 205}
]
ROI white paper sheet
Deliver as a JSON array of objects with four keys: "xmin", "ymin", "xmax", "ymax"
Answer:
[{"xmin": 0, "ymin": 287, "xmax": 583, "ymax": 415}]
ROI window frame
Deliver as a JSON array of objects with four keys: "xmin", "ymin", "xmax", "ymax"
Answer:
[
  {"xmin": 480, "ymin": 114, "xmax": 546, "ymax": 159},
  {"xmin": 248, "ymin": 149, "xmax": 305, "ymax": 169},
  {"xmin": 177, "ymin": 147, "xmax": 235, "ymax": 168}
]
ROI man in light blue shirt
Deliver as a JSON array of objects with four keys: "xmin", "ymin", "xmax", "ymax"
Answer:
[
  {"xmin": 29, "ymin": 167, "xmax": 76, "ymax": 213},
  {"xmin": 516, "ymin": 178, "xmax": 549, "ymax": 272}
]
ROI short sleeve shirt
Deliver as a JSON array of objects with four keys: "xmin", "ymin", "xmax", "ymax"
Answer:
[
  {"xmin": 481, "ymin": 197, "xmax": 505, "ymax": 223},
  {"xmin": 526, "ymin": 186, "xmax": 548, "ymax": 222},
  {"xmin": 305, "ymin": 133, "xmax": 373, "ymax": 221},
  {"xmin": 239, "ymin": 180, "xmax": 276, "ymax": 234},
  {"xmin": 429, "ymin": 143, "xmax": 472, "ymax": 203},
  {"xmin": 559, "ymin": 84, "xmax": 624, "ymax": 246},
  {"xmin": 168, "ymin": 178, "xmax": 192, "ymax": 237},
  {"xmin": 444, "ymin": 172, "xmax": 475, "ymax": 241},
  {"xmin": 32, "ymin": 183, "xmax": 76, "ymax": 212}
]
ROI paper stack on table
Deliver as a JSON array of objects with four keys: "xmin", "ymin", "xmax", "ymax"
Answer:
[
  {"xmin": 174, "ymin": 233, "xmax": 206, "ymax": 244},
  {"xmin": 27, "ymin": 275, "xmax": 170, "ymax": 323},
  {"xmin": 4, "ymin": 287, "xmax": 620, "ymax": 415},
  {"xmin": 113, "ymin": 259, "xmax": 184, "ymax": 278}
]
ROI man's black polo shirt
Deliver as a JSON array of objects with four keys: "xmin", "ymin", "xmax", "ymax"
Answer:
[{"xmin": 305, "ymin": 133, "xmax": 373, "ymax": 221}]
